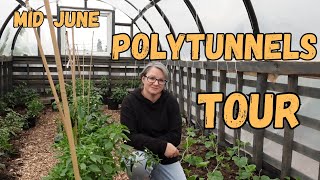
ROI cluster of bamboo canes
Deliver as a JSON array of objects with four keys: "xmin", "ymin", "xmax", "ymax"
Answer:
[{"xmin": 26, "ymin": 0, "xmax": 96, "ymax": 179}]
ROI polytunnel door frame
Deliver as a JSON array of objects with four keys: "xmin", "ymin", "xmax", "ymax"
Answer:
[{"xmin": 58, "ymin": 6, "xmax": 115, "ymax": 56}]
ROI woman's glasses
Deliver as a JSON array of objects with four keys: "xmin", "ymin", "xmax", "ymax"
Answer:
[{"xmin": 144, "ymin": 76, "xmax": 167, "ymax": 85}]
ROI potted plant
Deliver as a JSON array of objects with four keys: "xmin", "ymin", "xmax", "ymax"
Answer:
[
  {"xmin": 98, "ymin": 76, "xmax": 112, "ymax": 105},
  {"xmin": 0, "ymin": 100, "xmax": 7, "ymax": 116},
  {"xmin": 109, "ymin": 86, "xmax": 128, "ymax": 110},
  {"xmin": 26, "ymin": 99, "xmax": 44, "ymax": 128}
]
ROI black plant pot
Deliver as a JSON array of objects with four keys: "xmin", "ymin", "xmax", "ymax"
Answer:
[
  {"xmin": 108, "ymin": 99, "xmax": 119, "ymax": 110},
  {"xmin": 27, "ymin": 117, "xmax": 37, "ymax": 128},
  {"xmin": 102, "ymin": 95, "xmax": 110, "ymax": 105}
]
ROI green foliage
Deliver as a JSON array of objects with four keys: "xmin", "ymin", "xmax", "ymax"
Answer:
[
  {"xmin": 98, "ymin": 76, "xmax": 111, "ymax": 96},
  {"xmin": 111, "ymin": 86, "xmax": 128, "ymax": 104},
  {"xmin": 187, "ymin": 175, "xmax": 198, "ymax": 180},
  {"xmin": 0, "ymin": 127, "xmax": 11, "ymax": 153},
  {"xmin": 2, "ymin": 82, "xmax": 38, "ymax": 108},
  {"xmin": 1, "ymin": 110, "xmax": 26, "ymax": 136},
  {"xmin": 126, "ymin": 79, "xmax": 140, "ymax": 89},
  {"xmin": 26, "ymin": 99, "xmax": 44, "ymax": 118},
  {"xmin": 142, "ymin": 148, "xmax": 161, "ymax": 170},
  {"xmin": 47, "ymin": 94, "xmax": 134, "ymax": 179},
  {"xmin": 0, "ymin": 100, "xmax": 7, "ymax": 115},
  {"xmin": 180, "ymin": 127, "xmax": 280, "ymax": 179},
  {"xmin": 0, "ymin": 110, "xmax": 25, "ymax": 153},
  {"xmin": 0, "ymin": 152, "xmax": 5, "ymax": 169},
  {"xmin": 55, "ymin": 79, "xmax": 99, "ymax": 101},
  {"xmin": 207, "ymin": 171, "xmax": 224, "ymax": 180},
  {"xmin": 45, "ymin": 117, "xmax": 133, "ymax": 179}
]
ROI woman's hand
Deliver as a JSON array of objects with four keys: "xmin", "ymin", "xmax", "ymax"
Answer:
[{"xmin": 164, "ymin": 143, "xmax": 180, "ymax": 158}]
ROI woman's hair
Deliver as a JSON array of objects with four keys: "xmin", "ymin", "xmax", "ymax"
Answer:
[{"xmin": 139, "ymin": 61, "xmax": 169, "ymax": 80}]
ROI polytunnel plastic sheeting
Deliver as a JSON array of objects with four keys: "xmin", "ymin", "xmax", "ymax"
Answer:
[
  {"xmin": 158, "ymin": 0, "xmax": 200, "ymax": 60},
  {"xmin": 135, "ymin": 18, "xmax": 153, "ymax": 36},
  {"xmin": 40, "ymin": 19, "xmax": 57, "ymax": 55},
  {"xmin": 122, "ymin": 0, "xmax": 150, "ymax": 12},
  {"xmin": 143, "ymin": 7, "xmax": 172, "ymax": 58},
  {"xmin": 0, "ymin": 10, "xmax": 24, "ymax": 56},
  {"xmin": 114, "ymin": 9, "xmax": 131, "ymax": 23},
  {"xmin": 0, "ymin": 1, "xmax": 19, "ymax": 25},
  {"xmin": 251, "ymin": 0, "xmax": 320, "ymax": 60},
  {"xmin": 158, "ymin": 0, "xmax": 199, "ymax": 34},
  {"xmin": 190, "ymin": 0, "xmax": 252, "ymax": 33},
  {"xmin": 115, "ymin": 26, "xmax": 131, "ymax": 57},
  {"xmin": 13, "ymin": 28, "xmax": 37, "ymax": 56},
  {"xmin": 101, "ymin": 0, "xmax": 138, "ymax": 19},
  {"xmin": 133, "ymin": 24, "xmax": 140, "ymax": 34},
  {"xmin": 36, "ymin": 2, "xmax": 57, "ymax": 16},
  {"xmin": 88, "ymin": 0, "xmax": 114, "ymax": 11}
]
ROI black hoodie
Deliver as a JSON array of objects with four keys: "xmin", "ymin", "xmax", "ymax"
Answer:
[{"xmin": 120, "ymin": 88, "xmax": 182, "ymax": 165}]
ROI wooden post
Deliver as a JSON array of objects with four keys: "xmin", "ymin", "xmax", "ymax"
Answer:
[
  {"xmin": 0, "ymin": 61, "xmax": 3, "ymax": 96},
  {"xmin": 4, "ymin": 62, "xmax": 8, "ymax": 93},
  {"xmin": 125, "ymin": 64, "xmax": 127, "ymax": 78},
  {"xmin": 280, "ymin": 75, "xmax": 298, "ymax": 179},
  {"xmin": 37, "ymin": 26, "xmax": 41, "ymax": 56},
  {"xmin": 42, "ymin": 64, "xmax": 45, "ymax": 94},
  {"xmin": 233, "ymin": 72, "xmax": 243, "ymax": 146},
  {"xmin": 206, "ymin": 69, "xmax": 213, "ymax": 92},
  {"xmin": 318, "ymin": 164, "xmax": 320, "ymax": 180},
  {"xmin": 27, "ymin": 63, "xmax": 30, "ymax": 85},
  {"xmin": 167, "ymin": 66, "xmax": 172, "ymax": 93},
  {"xmin": 252, "ymin": 73, "xmax": 268, "ymax": 171},
  {"xmin": 179, "ymin": 67, "xmax": 184, "ymax": 117},
  {"xmin": 205, "ymin": 69, "xmax": 213, "ymax": 135},
  {"xmin": 218, "ymin": 70, "xmax": 226, "ymax": 145},
  {"xmin": 8, "ymin": 61, "xmax": 13, "ymax": 92},
  {"xmin": 173, "ymin": 66, "xmax": 177, "ymax": 97},
  {"xmin": 195, "ymin": 68, "xmax": 201, "ymax": 129},
  {"xmin": 186, "ymin": 67, "xmax": 192, "ymax": 125}
]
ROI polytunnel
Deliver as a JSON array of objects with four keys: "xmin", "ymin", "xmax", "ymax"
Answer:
[{"xmin": 0, "ymin": 0, "xmax": 320, "ymax": 179}]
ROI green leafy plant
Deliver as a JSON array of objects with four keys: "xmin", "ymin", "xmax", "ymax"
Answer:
[
  {"xmin": 1, "ymin": 110, "xmax": 26, "ymax": 136},
  {"xmin": 126, "ymin": 79, "xmax": 140, "ymax": 89},
  {"xmin": 143, "ymin": 148, "xmax": 161, "ymax": 170},
  {"xmin": 3, "ymin": 82, "xmax": 38, "ymax": 108},
  {"xmin": 55, "ymin": 79, "xmax": 98, "ymax": 101},
  {"xmin": 0, "ymin": 110, "xmax": 26, "ymax": 155},
  {"xmin": 111, "ymin": 86, "xmax": 129, "ymax": 104},
  {"xmin": 0, "ymin": 127, "xmax": 11, "ymax": 153},
  {"xmin": 45, "ymin": 119, "xmax": 133, "ymax": 179},
  {"xmin": 98, "ymin": 76, "xmax": 111, "ymax": 96},
  {"xmin": 0, "ymin": 152, "xmax": 6, "ymax": 169},
  {"xmin": 26, "ymin": 99, "xmax": 45, "ymax": 118},
  {"xmin": 0, "ymin": 100, "xmax": 7, "ymax": 115},
  {"xmin": 207, "ymin": 171, "xmax": 224, "ymax": 180}
]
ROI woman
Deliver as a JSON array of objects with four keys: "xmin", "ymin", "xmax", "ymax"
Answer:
[{"xmin": 120, "ymin": 61, "xmax": 186, "ymax": 180}]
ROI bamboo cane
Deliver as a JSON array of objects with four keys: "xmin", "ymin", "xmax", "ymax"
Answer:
[
  {"xmin": 76, "ymin": 46, "xmax": 81, "ymax": 78},
  {"xmin": 82, "ymin": 45, "xmax": 85, "ymax": 98},
  {"xmin": 32, "ymin": 28, "xmax": 66, "ymax": 133},
  {"xmin": 71, "ymin": 28, "xmax": 78, "ymax": 145},
  {"xmin": 71, "ymin": 28, "xmax": 77, "ymax": 109},
  {"xmin": 87, "ymin": 31, "xmax": 94, "ymax": 113},
  {"xmin": 43, "ymin": 1, "xmax": 81, "ymax": 179},
  {"xmin": 65, "ymin": 30, "xmax": 79, "ymax": 145},
  {"xmin": 65, "ymin": 31, "xmax": 78, "ymax": 110}
]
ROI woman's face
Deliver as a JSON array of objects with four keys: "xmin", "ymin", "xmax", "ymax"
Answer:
[{"xmin": 142, "ymin": 67, "xmax": 166, "ymax": 96}]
